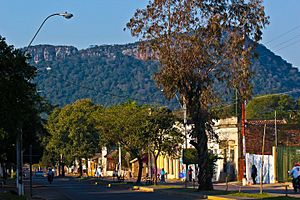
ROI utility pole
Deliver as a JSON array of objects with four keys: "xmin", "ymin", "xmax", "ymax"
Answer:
[
  {"xmin": 274, "ymin": 110, "xmax": 277, "ymax": 147},
  {"xmin": 241, "ymin": 100, "xmax": 247, "ymax": 186},
  {"xmin": 260, "ymin": 124, "xmax": 266, "ymax": 194},
  {"xmin": 29, "ymin": 145, "xmax": 32, "ymax": 198},
  {"xmin": 118, "ymin": 144, "xmax": 121, "ymax": 177},
  {"xmin": 16, "ymin": 129, "xmax": 24, "ymax": 196},
  {"xmin": 183, "ymin": 102, "xmax": 188, "ymax": 188},
  {"xmin": 241, "ymin": 23, "xmax": 247, "ymax": 186}
]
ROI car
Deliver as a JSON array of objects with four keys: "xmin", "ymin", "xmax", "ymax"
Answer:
[{"xmin": 35, "ymin": 170, "xmax": 45, "ymax": 177}]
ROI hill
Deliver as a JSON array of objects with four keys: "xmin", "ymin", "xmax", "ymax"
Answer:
[{"xmin": 28, "ymin": 42, "xmax": 300, "ymax": 108}]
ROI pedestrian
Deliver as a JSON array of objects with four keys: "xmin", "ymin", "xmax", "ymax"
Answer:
[
  {"xmin": 161, "ymin": 168, "xmax": 165, "ymax": 183},
  {"xmin": 251, "ymin": 164, "xmax": 258, "ymax": 184},
  {"xmin": 289, "ymin": 162, "xmax": 300, "ymax": 192},
  {"xmin": 188, "ymin": 166, "xmax": 193, "ymax": 182},
  {"xmin": 47, "ymin": 168, "xmax": 54, "ymax": 184}
]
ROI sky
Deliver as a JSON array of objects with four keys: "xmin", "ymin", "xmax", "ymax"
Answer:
[{"xmin": 0, "ymin": 0, "xmax": 300, "ymax": 68}]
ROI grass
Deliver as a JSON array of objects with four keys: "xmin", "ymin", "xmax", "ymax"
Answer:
[
  {"xmin": 230, "ymin": 192, "xmax": 273, "ymax": 198},
  {"xmin": 0, "ymin": 191, "xmax": 27, "ymax": 200},
  {"xmin": 229, "ymin": 192, "xmax": 300, "ymax": 199}
]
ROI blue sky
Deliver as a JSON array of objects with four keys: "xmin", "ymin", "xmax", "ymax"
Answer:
[{"xmin": 1, "ymin": 0, "xmax": 300, "ymax": 68}]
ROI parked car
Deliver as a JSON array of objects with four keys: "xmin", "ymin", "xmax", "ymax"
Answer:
[{"xmin": 35, "ymin": 170, "xmax": 45, "ymax": 177}]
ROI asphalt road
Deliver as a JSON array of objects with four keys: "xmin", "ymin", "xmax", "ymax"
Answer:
[{"xmin": 27, "ymin": 176, "xmax": 204, "ymax": 200}]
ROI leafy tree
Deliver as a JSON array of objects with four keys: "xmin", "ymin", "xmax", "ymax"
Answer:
[
  {"xmin": 45, "ymin": 99, "xmax": 101, "ymax": 176},
  {"xmin": 246, "ymin": 94, "xmax": 295, "ymax": 120},
  {"xmin": 146, "ymin": 107, "xmax": 183, "ymax": 184},
  {"xmin": 127, "ymin": 0, "xmax": 268, "ymax": 190},
  {"xmin": 99, "ymin": 102, "xmax": 150, "ymax": 184},
  {"xmin": 0, "ymin": 36, "xmax": 44, "ymax": 165}
]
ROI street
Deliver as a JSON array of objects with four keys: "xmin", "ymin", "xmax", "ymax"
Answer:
[
  {"xmin": 20, "ymin": 176, "xmax": 300, "ymax": 200},
  {"xmin": 27, "ymin": 176, "xmax": 205, "ymax": 200}
]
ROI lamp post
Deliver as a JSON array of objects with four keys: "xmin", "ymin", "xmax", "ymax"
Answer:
[
  {"xmin": 27, "ymin": 12, "xmax": 73, "ymax": 48},
  {"xmin": 16, "ymin": 12, "xmax": 73, "ymax": 197}
]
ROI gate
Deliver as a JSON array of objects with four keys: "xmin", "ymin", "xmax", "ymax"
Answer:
[{"xmin": 277, "ymin": 146, "xmax": 300, "ymax": 182}]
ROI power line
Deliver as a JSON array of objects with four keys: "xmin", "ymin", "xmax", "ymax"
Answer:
[
  {"xmin": 269, "ymin": 34, "xmax": 300, "ymax": 49},
  {"xmin": 274, "ymin": 39, "xmax": 300, "ymax": 52},
  {"xmin": 264, "ymin": 24, "xmax": 300, "ymax": 44}
]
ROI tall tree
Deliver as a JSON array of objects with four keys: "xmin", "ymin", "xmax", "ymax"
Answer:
[
  {"xmin": 99, "ymin": 102, "xmax": 150, "ymax": 184},
  {"xmin": 127, "ymin": 0, "xmax": 268, "ymax": 190},
  {"xmin": 45, "ymin": 99, "xmax": 101, "ymax": 177},
  {"xmin": 0, "ymin": 36, "xmax": 43, "ymax": 164},
  {"xmin": 146, "ymin": 107, "xmax": 183, "ymax": 184}
]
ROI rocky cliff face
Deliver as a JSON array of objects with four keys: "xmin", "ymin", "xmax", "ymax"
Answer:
[
  {"xmin": 26, "ymin": 45, "xmax": 78, "ymax": 63},
  {"xmin": 29, "ymin": 42, "xmax": 300, "ymax": 107}
]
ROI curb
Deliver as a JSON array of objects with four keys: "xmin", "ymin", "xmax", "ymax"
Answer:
[
  {"xmin": 132, "ymin": 186, "xmax": 154, "ymax": 192},
  {"xmin": 156, "ymin": 189, "xmax": 207, "ymax": 199},
  {"xmin": 207, "ymin": 196, "xmax": 235, "ymax": 200}
]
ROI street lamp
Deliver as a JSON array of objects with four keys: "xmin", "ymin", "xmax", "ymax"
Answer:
[
  {"xmin": 28, "ymin": 12, "xmax": 73, "ymax": 48},
  {"xmin": 16, "ymin": 11, "xmax": 73, "ymax": 197}
]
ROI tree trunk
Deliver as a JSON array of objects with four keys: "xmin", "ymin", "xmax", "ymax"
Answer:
[
  {"xmin": 195, "ymin": 122, "xmax": 213, "ymax": 190},
  {"xmin": 85, "ymin": 158, "xmax": 89, "ymax": 176},
  {"xmin": 136, "ymin": 158, "xmax": 143, "ymax": 184},
  {"xmin": 79, "ymin": 159, "xmax": 83, "ymax": 177},
  {"xmin": 154, "ymin": 154, "xmax": 159, "ymax": 185},
  {"xmin": 61, "ymin": 155, "xmax": 65, "ymax": 177},
  {"xmin": 62, "ymin": 163, "xmax": 65, "ymax": 177}
]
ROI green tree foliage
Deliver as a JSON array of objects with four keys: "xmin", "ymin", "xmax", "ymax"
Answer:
[
  {"xmin": 44, "ymin": 99, "xmax": 101, "ymax": 176},
  {"xmin": 29, "ymin": 41, "xmax": 300, "ymax": 109},
  {"xmin": 146, "ymin": 107, "xmax": 183, "ymax": 184},
  {"xmin": 127, "ymin": 0, "xmax": 268, "ymax": 190},
  {"xmin": 246, "ymin": 94, "xmax": 295, "ymax": 120},
  {"xmin": 98, "ymin": 101, "xmax": 150, "ymax": 184},
  {"xmin": 0, "ymin": 36, "xmax": 44, "ymax": 164}
]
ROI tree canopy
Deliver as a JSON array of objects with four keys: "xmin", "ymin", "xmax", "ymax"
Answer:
[
  {"xmin": 44, "ymin": 99, "xmax": 101, "ymax": 176},
  {"xmin": 127, "ymin": 0, "xmax": 269, "ymax": 190},
  {"xmin": 0, "ymin": 36, "xmax": 44, "ymax": 164},
  {"xmin": 246, "ymin": 94, "xmax": 300, "ymax": 122}
]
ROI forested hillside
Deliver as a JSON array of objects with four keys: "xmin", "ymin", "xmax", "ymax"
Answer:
[{"xmin": 28, "ymin": 42, "xmax": 300, "ymax": 108}]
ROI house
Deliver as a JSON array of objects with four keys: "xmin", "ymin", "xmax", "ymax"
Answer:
[
  {"xmin": 209, "ymin": 117, "xmax": 239, "ymax": 182},
  {"xmin": 242, "ymin": 119, "xmax": 300, "ymax": 183}
]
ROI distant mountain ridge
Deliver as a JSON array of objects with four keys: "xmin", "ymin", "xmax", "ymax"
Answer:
[{"xmin": 27, "ymin": 42, "xmax": 300, "ymax": 108}]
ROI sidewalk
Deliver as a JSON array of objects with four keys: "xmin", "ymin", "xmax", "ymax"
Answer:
[{"xmin": 130, "ymin": 179, "xmax": 300, "ymax": 199}]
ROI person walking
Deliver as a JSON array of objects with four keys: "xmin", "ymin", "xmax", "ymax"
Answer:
[
  {"xmin": 188, "ymin": 166, "xmax": 193, "ymax": 182},
  {"xmin": 290, "ymin": 162, "xmax": 300, "ymax": 192},
  {"xmin": 251, "ymin": 164, "xmax": 258, "ymax": 184},
  {"xmin": 160, "ymin": 168, "xmax": 165, "ymax": 183}
]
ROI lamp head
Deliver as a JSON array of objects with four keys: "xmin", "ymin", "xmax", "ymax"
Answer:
[{"xmin": 59, "ymin": 12, "xmax": 73, "ymax": 19}]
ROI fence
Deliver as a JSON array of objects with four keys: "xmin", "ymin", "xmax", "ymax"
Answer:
[{"xmin": 277, "ymin": 146, "xmax": 300, "ymax": 182}]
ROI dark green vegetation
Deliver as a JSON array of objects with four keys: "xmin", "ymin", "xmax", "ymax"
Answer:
[
  {"xmin": 218, "ymin": 94, "xmax": 300, "ymax": 122},
  {"xmin": 0, "ymin": 36, "xmax": 46, "ymax": 166},
  {"xmin": 44, "ymin": 99, "xmax": 102, "ymax": 177},
  {"xmin": 30, "ymin": 44, "xmax": 171, "ymax": 108},
  {"xmin": 29, "ymin": 42, "xmax": 300, "ymax": 109},
  {"xmin": 246, "ymin": 94, "xmax": 300, "ymax": 122},
  {"xmin": 0, "ymin": 192, "xmax": 27, "ymax": 200},
  {"xmin": 43, "ymin": 100, "xmax": 183, "ymax": 184}
]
